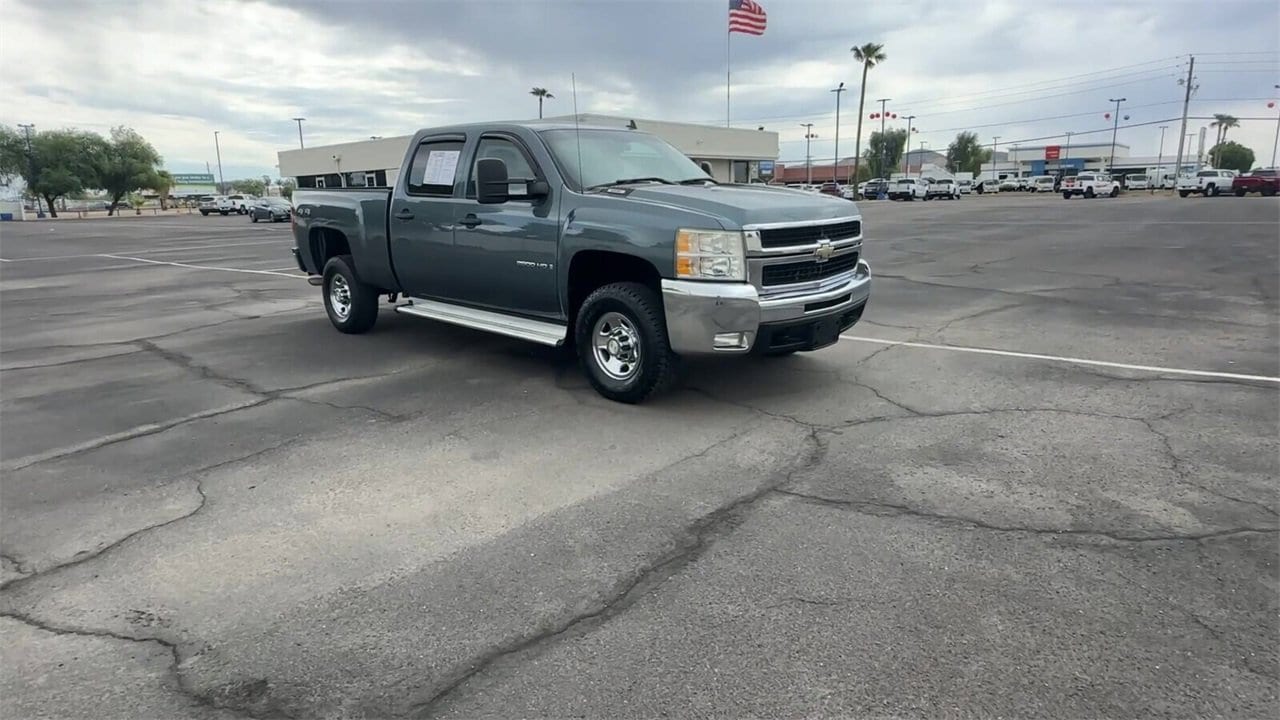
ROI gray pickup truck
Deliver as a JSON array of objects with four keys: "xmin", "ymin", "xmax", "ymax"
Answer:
[{"xmin": 291, "ymin": 122, "xmax": 871, "ymax": 403}]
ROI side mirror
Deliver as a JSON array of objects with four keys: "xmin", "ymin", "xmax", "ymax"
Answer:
[
  {"xmin": 527, "ymin": 179, "xmax": 550, "ymax": 199},
  {"xmin": 476, "ymin": 158, "xmax": 509, "ymax": 204}
]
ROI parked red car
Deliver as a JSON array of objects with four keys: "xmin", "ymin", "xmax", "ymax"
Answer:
[{"xmin": 1231, "ymin": 168, "xmax": 1279, "ymax": 197}]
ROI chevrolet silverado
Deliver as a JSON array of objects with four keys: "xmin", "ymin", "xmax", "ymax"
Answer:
[{"xmin": 291, "ymin": 122, "xmax": 871, "ymax": 403}]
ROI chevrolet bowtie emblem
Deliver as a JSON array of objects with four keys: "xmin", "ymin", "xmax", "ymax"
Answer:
[{"xmin": 814, "ymin": 239, "xmax": 834, "ymax": 262}]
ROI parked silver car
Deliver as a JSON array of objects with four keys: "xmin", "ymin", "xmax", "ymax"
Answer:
[{"xmin": 250, "ymin": 197, "xmax": 293, "ymax": 223}]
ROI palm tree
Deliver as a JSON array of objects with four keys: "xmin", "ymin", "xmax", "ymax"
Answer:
[
  {"xmin": 849, "ymin": 42, "xmax": 887, "ymax": 183},
  {"xmin": 1210, "ymin": 113, "xmax": 1240, "ymax": 167},
  {"xmin": 530, "ymin": 87, "xmax": 555, "ymax": 119}
]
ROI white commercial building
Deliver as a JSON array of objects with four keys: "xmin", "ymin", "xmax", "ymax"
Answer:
[{"xmin": 277, "ymin": 115, "xmax": 779, "ymax": 188}]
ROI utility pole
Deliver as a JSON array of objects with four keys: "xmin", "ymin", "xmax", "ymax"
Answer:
[
  {"xmin": 291, "ymin": 117, "xmax": 306, "ymax": 149},
  {"xmin": 213, "ymin": 131, "xmax": 226, "ymax": 194},
  {"xmin": 991, "ymin": 135, "xmax": 1000, "ymax": 185},
  {"xmin": 831, "ymin": 82, "xmax": 846, "ymax": 185},
  {"xmin": 1174, "ymin": 56, "xmax": 1196, "ymax": 181},
  {"xmin": 1271, "ymin": 85, "xmax": 1279, "ymax": 169},
  {"xmin": 800, "ymin": 123, "xmax": 817, "ymax": 185},
  {"xmin": 918, "ymin": 141, "xmax": 929, "ymax": 178},
  {"xmin": 876, "ymin": 98, "xmax": 890, "ymax": 178},
  {"xmin": 1155, "ymin": 125, "xmax": 1168, "ymax": 193},
  {"xmin": 1107, "ymin": 97, "xmax": 1126, "ymax": 173},
  {"xmin": 902, "ymin": 115, "xmax": 916, "ymax": 176}
]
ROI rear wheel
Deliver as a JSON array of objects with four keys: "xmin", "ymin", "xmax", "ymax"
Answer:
[
  {"xmin": 1084, "ymin": 187, "xmax": 1096, "ymax": 199},
  {"xmin": 1263, "ymin": 185, "xmax": 1277, "ymax": 197},
  {"xmin": 1179, "ymin": 190, "xmax": 1190, "ymax": 198},
  {"xmin": 1109, "ymin": 186, "xmax": 1119, "ymax": 198},
  {"xmin": 575, "ymin": 282, "xmax": 679, "ymax": 404},
  {"xmin": 1206, "ymin": 184, "xmax": 1218, "ymax": 197},
  {"xmin": 1235, "ymin": 188, "xmax": 1247, "ymax": 197},
  {"xmin": 200, "ymin": 210, "xmax": 209, "ymax": 216},
  {"xmin": 1062, "ymin": 191, "xmax": 1071, "ymax": 200},
  {"xmin": 322, "ymin": 255, "xmax": 379, "ymax": 334}
]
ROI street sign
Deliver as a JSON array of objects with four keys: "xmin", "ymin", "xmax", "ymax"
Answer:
[
  {"xmin": 172, "ymin": 173, "xmax": 215, "ymax": 184},
  {"xmin": 759, "ymin": 160, "xmax": 775, "ymax": 174},
  {"xmin": 1044, "ymin": 146, "xmax": 1061, "ymax": 160}
]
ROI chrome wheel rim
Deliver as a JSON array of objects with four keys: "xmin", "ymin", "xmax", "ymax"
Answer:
[
  {"xmin": 592, "ymin": 311, "xmax": 641, "ymax": 381},
  {"xmin": 329, "ymin": 274, "xmax": 352, "ymax": 321}
]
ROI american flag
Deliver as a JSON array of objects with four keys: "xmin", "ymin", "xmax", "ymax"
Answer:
[{"xmin": 729, "ymin": 0, "xmax": 767, "ymax": 35}]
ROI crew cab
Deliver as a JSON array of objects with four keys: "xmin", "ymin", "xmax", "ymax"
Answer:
[
  {"xmin": 1029, "ymin": 175, "xmax": 1057, "ymax": 192},
  {"xmin": 198, "ymin": 195, "xmax": 233, "ymax": 215},
  {"xmin": 1231, "ymin": 168, "xmax": 1279, "ymax": 197},
  {"xmin": 888, "ymin": 177, "xmax": 928, "ymax": 200},
  {"xmin": 290, "ymin": 122, "xmax": 871, "ymax": 403},
  {"xmin": 1177, "ymin": 168, "xmax": 1237, "ymax": 197},
  {"xmin": 925, "ymin": 178, "xmax": 961, "ymax": 199},
  {"xmin": 1061, "ymin": 173, "xmax": 1120, "ymax": 199}
]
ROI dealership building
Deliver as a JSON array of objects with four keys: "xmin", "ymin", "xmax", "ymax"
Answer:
[{"xmin": 277, "ymin": 115, "xmax": 780, "ymax": 188}]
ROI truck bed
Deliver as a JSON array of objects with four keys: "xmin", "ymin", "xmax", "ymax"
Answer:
[{"xmin": 291, "ymin": 187, "xmax": 397, "ymax": 290}]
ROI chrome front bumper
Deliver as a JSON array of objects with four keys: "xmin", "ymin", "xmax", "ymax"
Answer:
[{"xmin": 661, "ymin": 260, "xmax": 871, "ymax": 354}]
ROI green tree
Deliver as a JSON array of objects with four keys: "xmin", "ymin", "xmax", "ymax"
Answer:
[
  {"xmin": 848, "ymin": 42, "xmax": 887, "ymax": 184},
  {"xmin": 277, "ymin": 178, "xmax": 296, "ymax": 199},
  {"xmin": 0, "ymin": 125, "xmax": 26, "ymax": 182},
  {"xmin": 94, "ymin": 126, "xmax": 162, "ymax": 216},
  {"xmin": 946, "ymin": 131, "xmax": 990, "ymax": 175},
  {"xmin": 529, "ymin": 87, "xmax": 554, "ymax": 119},
  {"xmin": 29, "ymin": 129, "xmax": 103, "ymax": 218},
  {"xmin": 151, "ymin": 170, "xmax": 173, "ymax": 210},
  {"xmin": 1209, "ymin": 141, "xmax": 1254, "ymax": 173},
  {"xmin": 864, "ymin": 128, "xmax": 907, "ymax": 179},
  {"xmin": 231, "ymin": 178, "xmax": 266, "ymax": 196},
  {"xmin": 1210, "ymin": 114, "xmax": 1240, "ymax": 167}
]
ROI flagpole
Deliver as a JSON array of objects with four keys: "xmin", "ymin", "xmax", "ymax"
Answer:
[{"xmin": 726, "ymin": 26, "xmax": 731, "ymax": 127}]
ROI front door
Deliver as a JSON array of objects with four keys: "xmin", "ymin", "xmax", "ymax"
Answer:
[
  {"xmin": 449, "ymin": 134, "xmax": 560, "ymax": 318},
  {"xmin": 388, "ymin": 137, "xmax": 467, "ymax": 299}
]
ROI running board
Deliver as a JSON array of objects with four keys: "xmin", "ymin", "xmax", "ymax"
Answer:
[{"xmin": 395, "ymin": 298, "xmax": 567, "ymax": 347}]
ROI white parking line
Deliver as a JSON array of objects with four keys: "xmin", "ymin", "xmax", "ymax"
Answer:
[
  {"xmin": 98, "ymin": 254, "xmax": 305, "ymax": 278},
  {"xmin": 134, "ymin": 239, "xmax": 289, "ymax": 254},
  {"xmin": 839, "ymin": 335, "xmax": 1280, "ymax": 383}
]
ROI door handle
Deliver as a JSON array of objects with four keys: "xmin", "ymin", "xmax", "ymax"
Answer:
[
  {"xmin": 459, "ymin": 213, "xmax": 481, "ymax": 229},
  {"xmin": 394, "ymin": 208, "xmax": 415, "ymax": 220}
]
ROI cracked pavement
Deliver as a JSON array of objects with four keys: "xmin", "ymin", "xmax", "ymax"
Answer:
[{"xmin": 1, "ymin": 196, "xmax": 1277, "ymax": 718}]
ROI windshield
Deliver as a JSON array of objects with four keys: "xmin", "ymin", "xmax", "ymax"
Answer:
[
  {"xmin": 267, "ymin": 198, "xmax": 291, "ymax": 206},
  {"xmin": 540, "ymin": 129, "xmax": 708, "ymax": 190}
]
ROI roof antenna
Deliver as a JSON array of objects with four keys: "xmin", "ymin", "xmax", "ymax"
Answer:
[{"xmin": 572, "ymin": 73, "xmax": 584, "ymax": 191}]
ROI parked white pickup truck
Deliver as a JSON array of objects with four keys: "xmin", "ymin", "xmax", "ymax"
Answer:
[
  {"xmin": 1061, "ymin": 173, "xmax": 1120, "ymax": 199},
  {"xmin": 925, "ymin": 178, "xmax": 961, "ymax": 199},
  {"xmin": 889, "ymin": 177, "xmax": 928, "ymax": 201},
  {"xmin": 1176, "ymin": 168, "xmax": 1237, "ymax": 198}
]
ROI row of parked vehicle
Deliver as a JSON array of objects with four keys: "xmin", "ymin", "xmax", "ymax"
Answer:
[{"xmin": 197, "ymin": 194, "xmax": 295, "ymax": 221}]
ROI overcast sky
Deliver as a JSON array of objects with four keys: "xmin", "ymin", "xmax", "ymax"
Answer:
[{"xmin": 2, "ymin": 0, "xmax": 1277, "ymax": 179}]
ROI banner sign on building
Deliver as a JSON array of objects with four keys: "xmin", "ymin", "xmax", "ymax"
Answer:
[
  {"xmin": 1044, "ymin": 146, "xmax": 1061, "ymax": 160},
  {"xmin": 172, "ymin": 173, "xmax": 215, "ymax": 184}
]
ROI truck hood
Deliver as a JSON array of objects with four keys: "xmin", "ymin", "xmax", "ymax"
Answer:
[{"xmin": 619, "ymin": 184, "xmax": 858, "ymax": 228}]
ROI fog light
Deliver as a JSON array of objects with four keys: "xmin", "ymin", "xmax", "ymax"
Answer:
[{"xmin": 713, "ymin": 332, "xmax": 748, "ymax": 349}]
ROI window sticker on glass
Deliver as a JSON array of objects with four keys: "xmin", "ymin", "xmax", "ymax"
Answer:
[{"xmin": 421, "ymin": 150, "xmax": 460, "ymax": 186}]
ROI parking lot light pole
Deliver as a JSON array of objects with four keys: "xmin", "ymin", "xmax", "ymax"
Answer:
[
  {"xmin": 17, "ymin": 123, "xmax": 44, "ymax": 217},
  {"xmin": 902, "ymin": 115, "xmax": 916, "ymax": 176},
  {"xmin": 991, "ymin": 136, "xmax": 1000, "ymax": 185},
  {"xmin": 1155, "ymin": 125, "xmax": 1168, "ymax": 193},
  {"xmin": 918, "ymin": 141, "xmax": 928, "ymax": 177},
  {"xmin": 1107, "ymin": 98, "xmax": 1126, "ymax": 173},
  {"xmin": 213, "ymin": 131, "xmax": 225, "ymax": 194},
  {"xmin": 800, "ymin": 123, "xmax": 816, "ymax": 185},
  {"xmin": 292, "ymin": 117, "xmax": 306, "ymax": 149},
  {"xmin": 875, "ymin": 98, "xmax": 891, "ymax": 178},
  {"xmin": 831, "ymin": 83, "xmax": 845, "ymax": 185}
]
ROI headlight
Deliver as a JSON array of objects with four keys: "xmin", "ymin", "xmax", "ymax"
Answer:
[{"xmin": 675, "ymin": 229, "xmax": 745, "ymax": 281}]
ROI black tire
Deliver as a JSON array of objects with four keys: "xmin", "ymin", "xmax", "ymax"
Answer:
[
  {"xmin": 1263, "ymin": 185, "xmax": 1277, "ymax": 197},
  {"xmin": 220, "ymin": 210, "xmax": 229, "ymax": 215},
  {"xmin": 1234, "ymin": 188, "xmax": 1247, "ymax": 197},
  {"xmin": 322, "ymin": 255, "xmax": 378, "ymax": 334},
  {"xmin": 1109, "ymin": 186, "xmax": 1120, "ymax": 198},
  {"xmin": 1084, "ymin": 187, "xmax": 1095, "ymax": 199},
  {"xmin": 1179, "ymin": 190, "xmax": 1190, "ymax": 198},
  {"xmin": 574, "ymin": 282, "xmax": 679, "ymax": 404},
  {"xmin": 200, "ymin": 210, "xmax": 209, "ymax": 216},
  {"xmin": 251, "ymin": 213, "xmax": 258, "ymax": 223},
  {"xmin": 1062, "ymin": 191, "xmax": 1071, "ymax": 200}
]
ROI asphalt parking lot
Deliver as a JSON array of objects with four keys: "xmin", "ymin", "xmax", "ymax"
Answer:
[{"xmin": 2, "ymin": 193, "xmax": 1277, "ymax": 718}]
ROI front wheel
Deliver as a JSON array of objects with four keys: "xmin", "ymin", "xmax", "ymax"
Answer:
[
  {"xmin": 575, "ymin": 282, "xmax": 679, "ymax": 404},
  {"xmin": 200, "ymin": 210, "xmax": 209, "ymax": 216},
  {"xmin": 1084, "ymin": 187, "xmax": 1096, "ymax": 199},
  {"xmin": 1109, "ymin": 186, "xmax": 1120, "ymax": 198},
  {"xmin": 1062, "ymin": 191, "xmax": 1071, "ymax": 200},
  {"xmin": 250, "ymin": 213, "xmax": 258, "ymax": 223},
  {"xmin": 1234, "ymin": 188, "xmax": 1247, "ymax": 197},
  {"xmin": 1263, "ymin": 185, "xmax": 1277, "ymax": 197},
  {"xmin": 322, "ymin": 255, "xmax": 379, "ymax": 334}
]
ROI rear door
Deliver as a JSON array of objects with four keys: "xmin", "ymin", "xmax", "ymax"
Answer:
[
  {"xmin": 449, "ymin": 133, "xmax": 561, "ymax": 318},
  {"xmin": 388, "ymin": 135, "xmax": 468, "ymax": 299}
]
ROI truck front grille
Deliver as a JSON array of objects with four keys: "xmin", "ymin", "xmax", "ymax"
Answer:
[
  {"xmin": 759, "ymin": 220, "xmax": 861, "ymax": 249},
  {"xmin": 761, "ymin": 251, "xmax": 860, "ymax": 287}
]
